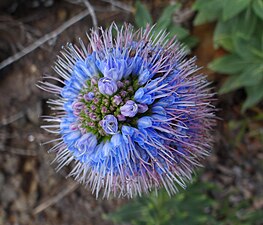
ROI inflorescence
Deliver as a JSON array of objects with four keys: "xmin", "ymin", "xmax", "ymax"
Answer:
[{"xmin": 39, "ymin": 23, "xmax": 215, "ymax": 198}]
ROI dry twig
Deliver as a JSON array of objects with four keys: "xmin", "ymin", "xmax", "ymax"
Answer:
[
  {"xmin": 0, "ymin": 10, "xmax": 91, "ymax": 71},
  {"xmin": 0, "ymin": 146, "xmax": 37, "ymax": 156},
  {"xmin": 0, "ymin": 0, "xmax": 134, "ymax": 71},
  {"xmin": 0, "ymin": 111, "xmax": 25, "ymax": 127},
  {"xmin": 101, "ymin": 0, "xmax": 133, "ymax": 13},
  {"xmin": 83, "ymin": 0, "xmax": 98, "ymax": 29},
  {"xmin": 33, "ymin": 182, "xmax": 79, "ymax": 214}
]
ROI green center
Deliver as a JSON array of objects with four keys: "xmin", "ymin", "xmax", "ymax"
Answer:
[{"xmin": 78, "ymin": 76, "xmax": 140, "ymax": 138}]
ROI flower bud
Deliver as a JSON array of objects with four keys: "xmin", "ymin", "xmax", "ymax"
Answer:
[
  {"xmin": 120, "ymin": 100, "xmax": 138, "ymax": 117},
  {"xmin": 84, "ymin": 92, "xmax": 95, "ymax": 101},
  {"xmin": 98, "ymin": 77, "xmax": 118, "ymax": 96},
  {"xmin": 113, "ymin": 95, "xmax": 122, "ymax": 106},
  {"xmin": 117, "ymin": 114, "xmax": 126, "ymax": 121},
  {"xmin": 101, "ymin": 115, "xmax": 118, "ymax": 135}
]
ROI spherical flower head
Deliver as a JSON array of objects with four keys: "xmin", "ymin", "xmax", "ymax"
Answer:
[{"xmin": 39, "ymin": 23, "xmax": 215, "ymax": 199}]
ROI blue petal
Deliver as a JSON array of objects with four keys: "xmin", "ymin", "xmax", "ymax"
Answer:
[
  {"xmin": 111, "ymin": 133, "xmax": 123, "ymax": 147},
  {"xmin": 122, "ymin": 125, "xmax": 134, "ymax": 136},
  {"xmin": 63, "ymin": 130, "xmax": 81, "ymax": 146},
  {"xmin": 134, "ymin": 88, "xmax": 153, "ymax": 105},
  {"xmin": 101, "ymin": 141, "xmax": 113, "ymax": 158},
  {"xmin": 137, "ymin": 116, "xmax": 152, "ymax": 129},
  {"xmin": 60, "ymin": 116, "xmax": 76, "ymax": 133},
  {"xmin": 138, "ymin": 70, "xmax": 151, "ymax": 85},
  {"xmin": 61, "ymin": 86, "xmax": 78, "ymax": 99},
  {"xmin": 134, "ymin": 88, "xmax": 144, "ymax": 100},
  {"xmin": 152, "ymin": 106, "xmax": 166, "ymax": 115},
  {"xmin": 63, "ymin": 100, "xmax": 73, "ymax": 113}
]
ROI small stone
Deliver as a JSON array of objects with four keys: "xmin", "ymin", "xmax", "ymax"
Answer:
[
  {"xmin": 1, "ymin": 183, "xmax": 17, "ymax": 206},
  {"xmin": 27, "ymin": 134, "xmax": 35, "ymax": 142},
  {"xmin": 30, "ymin": 64, "xmax": 37, "ymax": 73},
  {"xmin": 57, "ymin": 8, "xmax": 67, "ymax": 21}
]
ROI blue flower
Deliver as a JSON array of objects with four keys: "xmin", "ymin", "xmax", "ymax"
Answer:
[{"xmin": 40, "ymin": 23, "xmax": 215, "ymax": 198}]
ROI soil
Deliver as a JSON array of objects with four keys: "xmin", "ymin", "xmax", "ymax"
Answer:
[{"xmin": 0, "ymin": 1, "xmax": 262, "ymax": 225}]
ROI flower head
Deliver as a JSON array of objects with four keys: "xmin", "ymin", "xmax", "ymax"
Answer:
[{"xmin": 39, "ymin": 23, "xmax": 215, "ymax": 198}]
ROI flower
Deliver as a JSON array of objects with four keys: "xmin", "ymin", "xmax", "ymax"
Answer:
[{"xmin": 39, "ymin": 23, "xmax": 215, "ymax": 198}]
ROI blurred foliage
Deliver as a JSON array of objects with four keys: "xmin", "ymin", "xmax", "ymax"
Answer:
[
  {"xmin": 227, "ymin": 112, "xmax": 263, "ymax": 150},
  {"xmin": 193, "ymin": 0, "xmax": 263, "ymax": 111},
  {"xmin": 134, "ymin": 0, "xmax": 198, "ymax": 52},
  {"xmin": 105, "ymin": 179, "xmax": 217, "ymax": 225},
  {"xmin": 105, "ymin": 178, "xmax": 263, "ymax": 225},
  {"xmin": 215, "ymin": 197, "xmax": 263, "ymax": 225}
]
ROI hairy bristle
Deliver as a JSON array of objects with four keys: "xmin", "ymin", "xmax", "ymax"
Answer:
[{"xmin": 39, "ymin": 22, "xmax": 216, "ymax": 199}]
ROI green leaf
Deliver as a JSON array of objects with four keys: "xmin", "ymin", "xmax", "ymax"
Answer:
[
  {"xmin": 208, "ymin": 54, "xmax": 245, "ymax": 74},
  {"xmin": 135, "ymin": 1, "xmax": 152, "ymax": 28},
  {"xmin": 242, "ymin": 82, "xmax": 263, "ymax": 111},
  {"xmin": 156, "ymin": 3, "xmax": 181, "ymax": 31},
  {"xmin": 193, "ymin": 0, "xmax": 224, "ymax": 25},
  {"xmin": 183, "ymin": 36, "xmax": 199, "ymax": 48},
  {"xmin": 215, "ymin": 34, "xmax": 234, "ymax": 52},
  {"xmin": 214, "ymin": 21, "xmax": 234, "ymax": 50},
  {"xmin": 234, "ymin": 8, "xmax": 258, "ymax": 43},
  {"xmin": 104, "ymin": 201, "xmax": 144, "ymax": 224},
  {"xmin": 105, "ymin": 179, "xmax": 217, "ymax": 225},
  {"xmin": 168, "ymin": 25, "xmax": 189, "ymax": 40},
  {"xmin": 166, "ymin": 25, "xmax": 198, "ymax": 51},
  {"xmin": 222, "ymin": 0, "xmax": 251, "ymax": 21},
  {"xmin": 253, "ymin": 0, "xmax": 263, "ymax": 20},
  {"xmin": 214, "ymin": 9, "xmax": 257, "ymax": 51},
  {"xmin": 219, "ymin": 65, "xmax": 263, "ymax": 93},
  {"xmin": 233, "ymin": 35, "xmax": 260, "ymax": 59}
]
